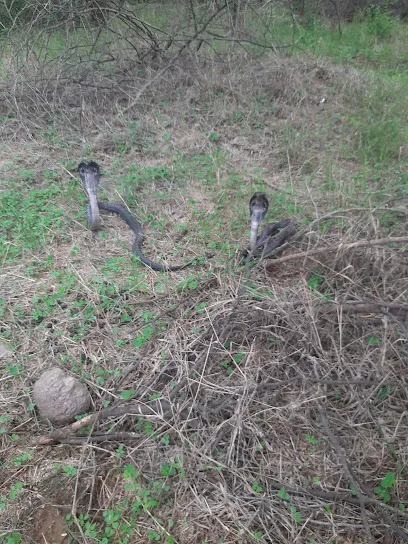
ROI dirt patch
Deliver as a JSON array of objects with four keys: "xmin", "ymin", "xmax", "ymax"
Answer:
[{"xmin": 34, "ymin": 504, "xmax": 67, "ymax": 544}]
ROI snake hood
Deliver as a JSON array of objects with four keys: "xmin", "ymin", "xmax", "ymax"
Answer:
[
  {"xmin": 249, "ymin": 192, "xmax": 269, "ymax": 251},
  {"xmin": 78, "ymin": 161, "xmax": 102, "ymax": 231}
]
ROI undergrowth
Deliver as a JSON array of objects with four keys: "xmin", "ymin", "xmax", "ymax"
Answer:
[{"xmin": 0, "ymin": 6, "xmax": 408, "ymax": 544}]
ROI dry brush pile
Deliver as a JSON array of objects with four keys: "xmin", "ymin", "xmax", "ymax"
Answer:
[{"xmin": 1, "ymin": 204, "xmax": 408, "ymax": 543}]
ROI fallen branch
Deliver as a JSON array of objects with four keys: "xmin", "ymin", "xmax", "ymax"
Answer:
[
  {"xmin": 31, "ymin": 399, "xmax": 172, "ymax": 445},
  {"xmin": 319, "ymin": 302, "xmax": 408, "ymax": 320},
  {"xmin": 263, "ymin": 206, "xmax": 407, "ymax": 260},
  {"xmin": 266, "ymin": 236, "xmax": 408, "ymax": 268}
]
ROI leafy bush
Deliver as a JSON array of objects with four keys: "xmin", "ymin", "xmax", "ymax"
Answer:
[{"xmin": 366, "ymin": 4, "xmax": 396, "ymax": 39}]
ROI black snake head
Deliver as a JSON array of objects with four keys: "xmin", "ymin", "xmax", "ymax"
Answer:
[
  {"xmin": 78, "ymin": 161, "xmax": 101, "ymax": 231},
  {"xmin": 249, "ymin": 192, "xmax": 269, "ymax": 251}
]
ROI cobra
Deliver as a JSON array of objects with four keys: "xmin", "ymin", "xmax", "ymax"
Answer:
[{"xmin": 78, "ymin": 160, "xmax": 192, "ymax": 272}]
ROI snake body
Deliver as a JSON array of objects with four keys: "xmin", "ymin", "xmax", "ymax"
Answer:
[
  {"xmin": 78, "ymin": 161, "xmax": 192, "ymax": 272},
  {"xmin": 255, "ymin": 219, "xmax": 292, "ymax": 248},
  {"xmin": 96, "ymin": 201, "xmax": 189, "ymax": 271}
]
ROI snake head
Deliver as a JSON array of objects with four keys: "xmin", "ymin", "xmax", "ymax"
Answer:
[
  {"xmin": 249, "ymin": 192, "xmax": 269, "ymax": 251},
  {"xmin": 78, "ymin": 161, "xmax": 101, "ymax": 231}
]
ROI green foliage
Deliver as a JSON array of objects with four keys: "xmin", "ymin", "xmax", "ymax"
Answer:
[
  {"xmin": 220, "ymin": 351, "xmax": 246, "ymax": 376},
  {"xmin": 307, "ymin": 272, "xmax": 324, "ymax": 290},
  {"xmin": 161, "ymin": 459, "xmax": 185, "ymax": 478},
  {"xmin": 278, "ymin": 487, "xmax": 290, "ymax": 501},
  {"xmin": 66, "ymin": 462, "xmax": 184, "ymax": 541},
  {"xmin": 11, "ymin": 450, "xmax": 34, "ymax": 466},
  {"xmin": 0, "ymin": 482, "xmax": 23, "ymax": 512},
  {"xmin": 251, "ymin": 481, "xmax": 262, "ymax": 493},
  {"xmin": 0, "ymin": 533, "xmax": 22, "ymax": 544},
  {"xmin": 305, "ymin": 434, "xmax": 318, "ymax": 446},
  {"xmin": 69, "ymin": 465, "xmax": 151, "ymax": 540},
  {"xmin": 133, "ymin": 324, "xmax": 154, "ymax": 347},
  {"xmin": 366, "ymin": 5, "xmax": 396, "ymax": 40},
  {"xmin": 375, "ymin": 472, "xmax": 396, "ymax": 503},
  {"xmin": 0, "ymin": 185, "xmax": 67, "ymax": 261},
  {"xmin": 277, "ymin": 487, "xmax": 301, "ymax": 523},
  {"xmin": 120, "ymin": 388, "xmax": 135, "ymax": 400}
]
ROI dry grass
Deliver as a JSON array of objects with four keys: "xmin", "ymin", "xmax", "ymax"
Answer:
[
  {"xmin": 1, "ymin": 202, "xmax": 408, "ymax": 543},
  {"xmin": 1, "ymin": 36, "xmax": 408, "ymax": 543}
]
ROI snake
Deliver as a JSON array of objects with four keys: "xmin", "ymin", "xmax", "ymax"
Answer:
[
  {"xmin": 78, "ymin": 160, "xmax": 192, "ymax": 271},
  {"xmin": 239, "ymin": 191, "xmax": 293, "ymax": 261}
]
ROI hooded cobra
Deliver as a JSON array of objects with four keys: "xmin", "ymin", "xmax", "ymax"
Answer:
[
  {"xmin": 240, "ymin": 192, "xmax": 292, "ymax": 261},
  {"xmin": 78, "ymin": 160, "xmax": 192, "ymax": 272}
]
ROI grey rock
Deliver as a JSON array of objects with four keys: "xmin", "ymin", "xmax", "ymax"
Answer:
[{"xmin": 33, "ymin": 367, "xmax": 91, "ymax": 425}]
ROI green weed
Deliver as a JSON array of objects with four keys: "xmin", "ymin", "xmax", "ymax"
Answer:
[
  {"xmin": 67, "ymin": 462, "xmax": 181, "ymax": 542},
  {"xmin": 375, "ymin": 472, "xmax": 396, "ymax": 503},
  {"xmin": 277, "ymin": 487, "xmax": 301, "ymax": 523},
  {"xmin": 0, "ymin": 185, "xmax": 68, "ymax": 261},
  {"xmin": 0, "ymin": 482, "xmax": 23, "ymax": 512}
]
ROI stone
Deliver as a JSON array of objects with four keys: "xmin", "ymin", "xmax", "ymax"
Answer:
[{"xmin": 33, "ymin": 367, "xmax": 91, "ymax": 425}]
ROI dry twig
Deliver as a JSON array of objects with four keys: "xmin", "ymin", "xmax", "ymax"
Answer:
[{"xmin": 266, "ymin": 236, "xmax": 408, "ymax": 268}]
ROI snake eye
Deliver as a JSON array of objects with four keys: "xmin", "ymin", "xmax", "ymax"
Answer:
[{"xmin": 79, "ymin": 167, "xmax": 85, "ymax": 174}]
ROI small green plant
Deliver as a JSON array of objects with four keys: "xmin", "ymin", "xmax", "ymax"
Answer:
[
  {"xmin": 208, "ymin": 131, "xmax": 221, "ymax": 143},
  {"xmin": 12, "ymin": 450, "xmax": 34, "ymax": 466},
  {"xmin": 62, "ymin": 464, "xmax": 77, "ymax": 476},
  {"xmin": 220, "ymin": 352, "xmax": 246, "ymax": 376},
  {"xmin": 120, "ymin": 388, "xmax": 135, "ymax": 400},
  {"xmin": 132, "ymin": 324, "xmax": 154, "ymax": 347},
  {"xmin": 378, "ymin": 385, "xmax": 392, "ymax": 400},
  {"xmin": 289, "ymin": 505, "xmax": 301, "ymax": 523},
  {"xmin": 161, "ymin": 459, "xmax": 185, "ymax": 478},
  {"xmin": 277, "ymin": 487, "xmax": 301, "ymax": 523},
  {"xmin": 0, "ymin": 532, "xmax": 22, "ymax": 544},
  {"xmin": 374, "ymin": 472, "xmax": 395, "ymax": 503},
  {"xmin": 0, "ymin": 482, "xmax": 23, "ymax": 511},
  {"xmin": 305, "ymin": 434, "xmax": 319, "ymax": 446},
  {"xmin": 0, "ymin": 414, "xmax": 8, "ymax": 434},
  {"xmin": 307, "ymin": 270, "xmax": 324, "ymax": 290},
  {"xmin": 251, "ymin": 481, "xmax": 262, "ymax": 493},
  {"xmin": 277, "ymin": 487, "xmax": 290, "ymax": 501}
]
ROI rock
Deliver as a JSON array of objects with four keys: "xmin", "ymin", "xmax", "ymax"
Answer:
[{"xmin": 33, "ymin": 367, "xmax": 91, "ymax": 425}]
